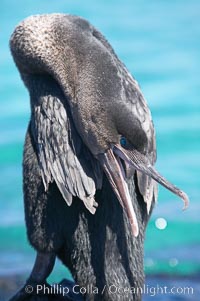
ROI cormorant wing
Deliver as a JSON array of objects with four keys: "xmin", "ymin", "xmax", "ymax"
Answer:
[{"xmin": 31, "ymin": 83, "xmax": 103, "ymax": 214}]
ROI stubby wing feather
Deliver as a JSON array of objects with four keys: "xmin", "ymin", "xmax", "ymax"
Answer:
[{"xmin": 31, "ymin": 93, "xmax": 102, "ymax": 214}]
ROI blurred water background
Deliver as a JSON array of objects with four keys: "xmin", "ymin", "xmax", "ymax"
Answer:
[{"xmin": 0, "ymin": 0, "xmax": 200, "ymax": 300}]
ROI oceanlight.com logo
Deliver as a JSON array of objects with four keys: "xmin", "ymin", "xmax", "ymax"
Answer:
[
  {"xmin": 24, "ymin": 283, "xmax": 194, "ymax": 297},
  {"xmin": 136, "ymin": 284, "xmax": 194, "ymax": 297}
]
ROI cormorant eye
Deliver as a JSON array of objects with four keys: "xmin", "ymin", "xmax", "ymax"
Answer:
[{"xmin": 120, "ymin": 137, "xmax": 127, "ymax": 147}]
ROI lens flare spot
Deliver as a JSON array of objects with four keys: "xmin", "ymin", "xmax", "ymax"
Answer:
[{"xmin": 155, "ymin": 217, "xmax": 167, "ymax": 230}]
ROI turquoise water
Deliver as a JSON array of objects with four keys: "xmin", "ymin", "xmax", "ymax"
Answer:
[{"xmin": 0, "ymin": 0, "xmax": 200, "ymax": 284}]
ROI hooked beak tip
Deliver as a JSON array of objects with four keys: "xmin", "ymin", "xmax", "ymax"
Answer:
[
  {"xmin": 132, "ymin": 224, "xmax": 139, "ymax": 237},
  {"xmin": 181, "ymin": 192, "xmax": 189, "ymax": 211}
]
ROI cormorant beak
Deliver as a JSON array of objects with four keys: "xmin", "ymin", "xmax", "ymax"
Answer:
[
  {"xmin": 98, "ymin": 148, "xmax": 139, "ymax": 237},
  {"xmin": 98, "ymin": 144, "xmax": 189, "ymax": 237}
]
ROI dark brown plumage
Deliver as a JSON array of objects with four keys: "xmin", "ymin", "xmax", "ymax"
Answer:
[{"xmin": 9, "ymin": 14, "xmax": 188, "ymax": 301}]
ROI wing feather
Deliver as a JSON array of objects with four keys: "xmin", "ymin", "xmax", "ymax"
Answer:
[{"xmin": 31, "ymin": 91, "xmax": 102, "ymax": 214}]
